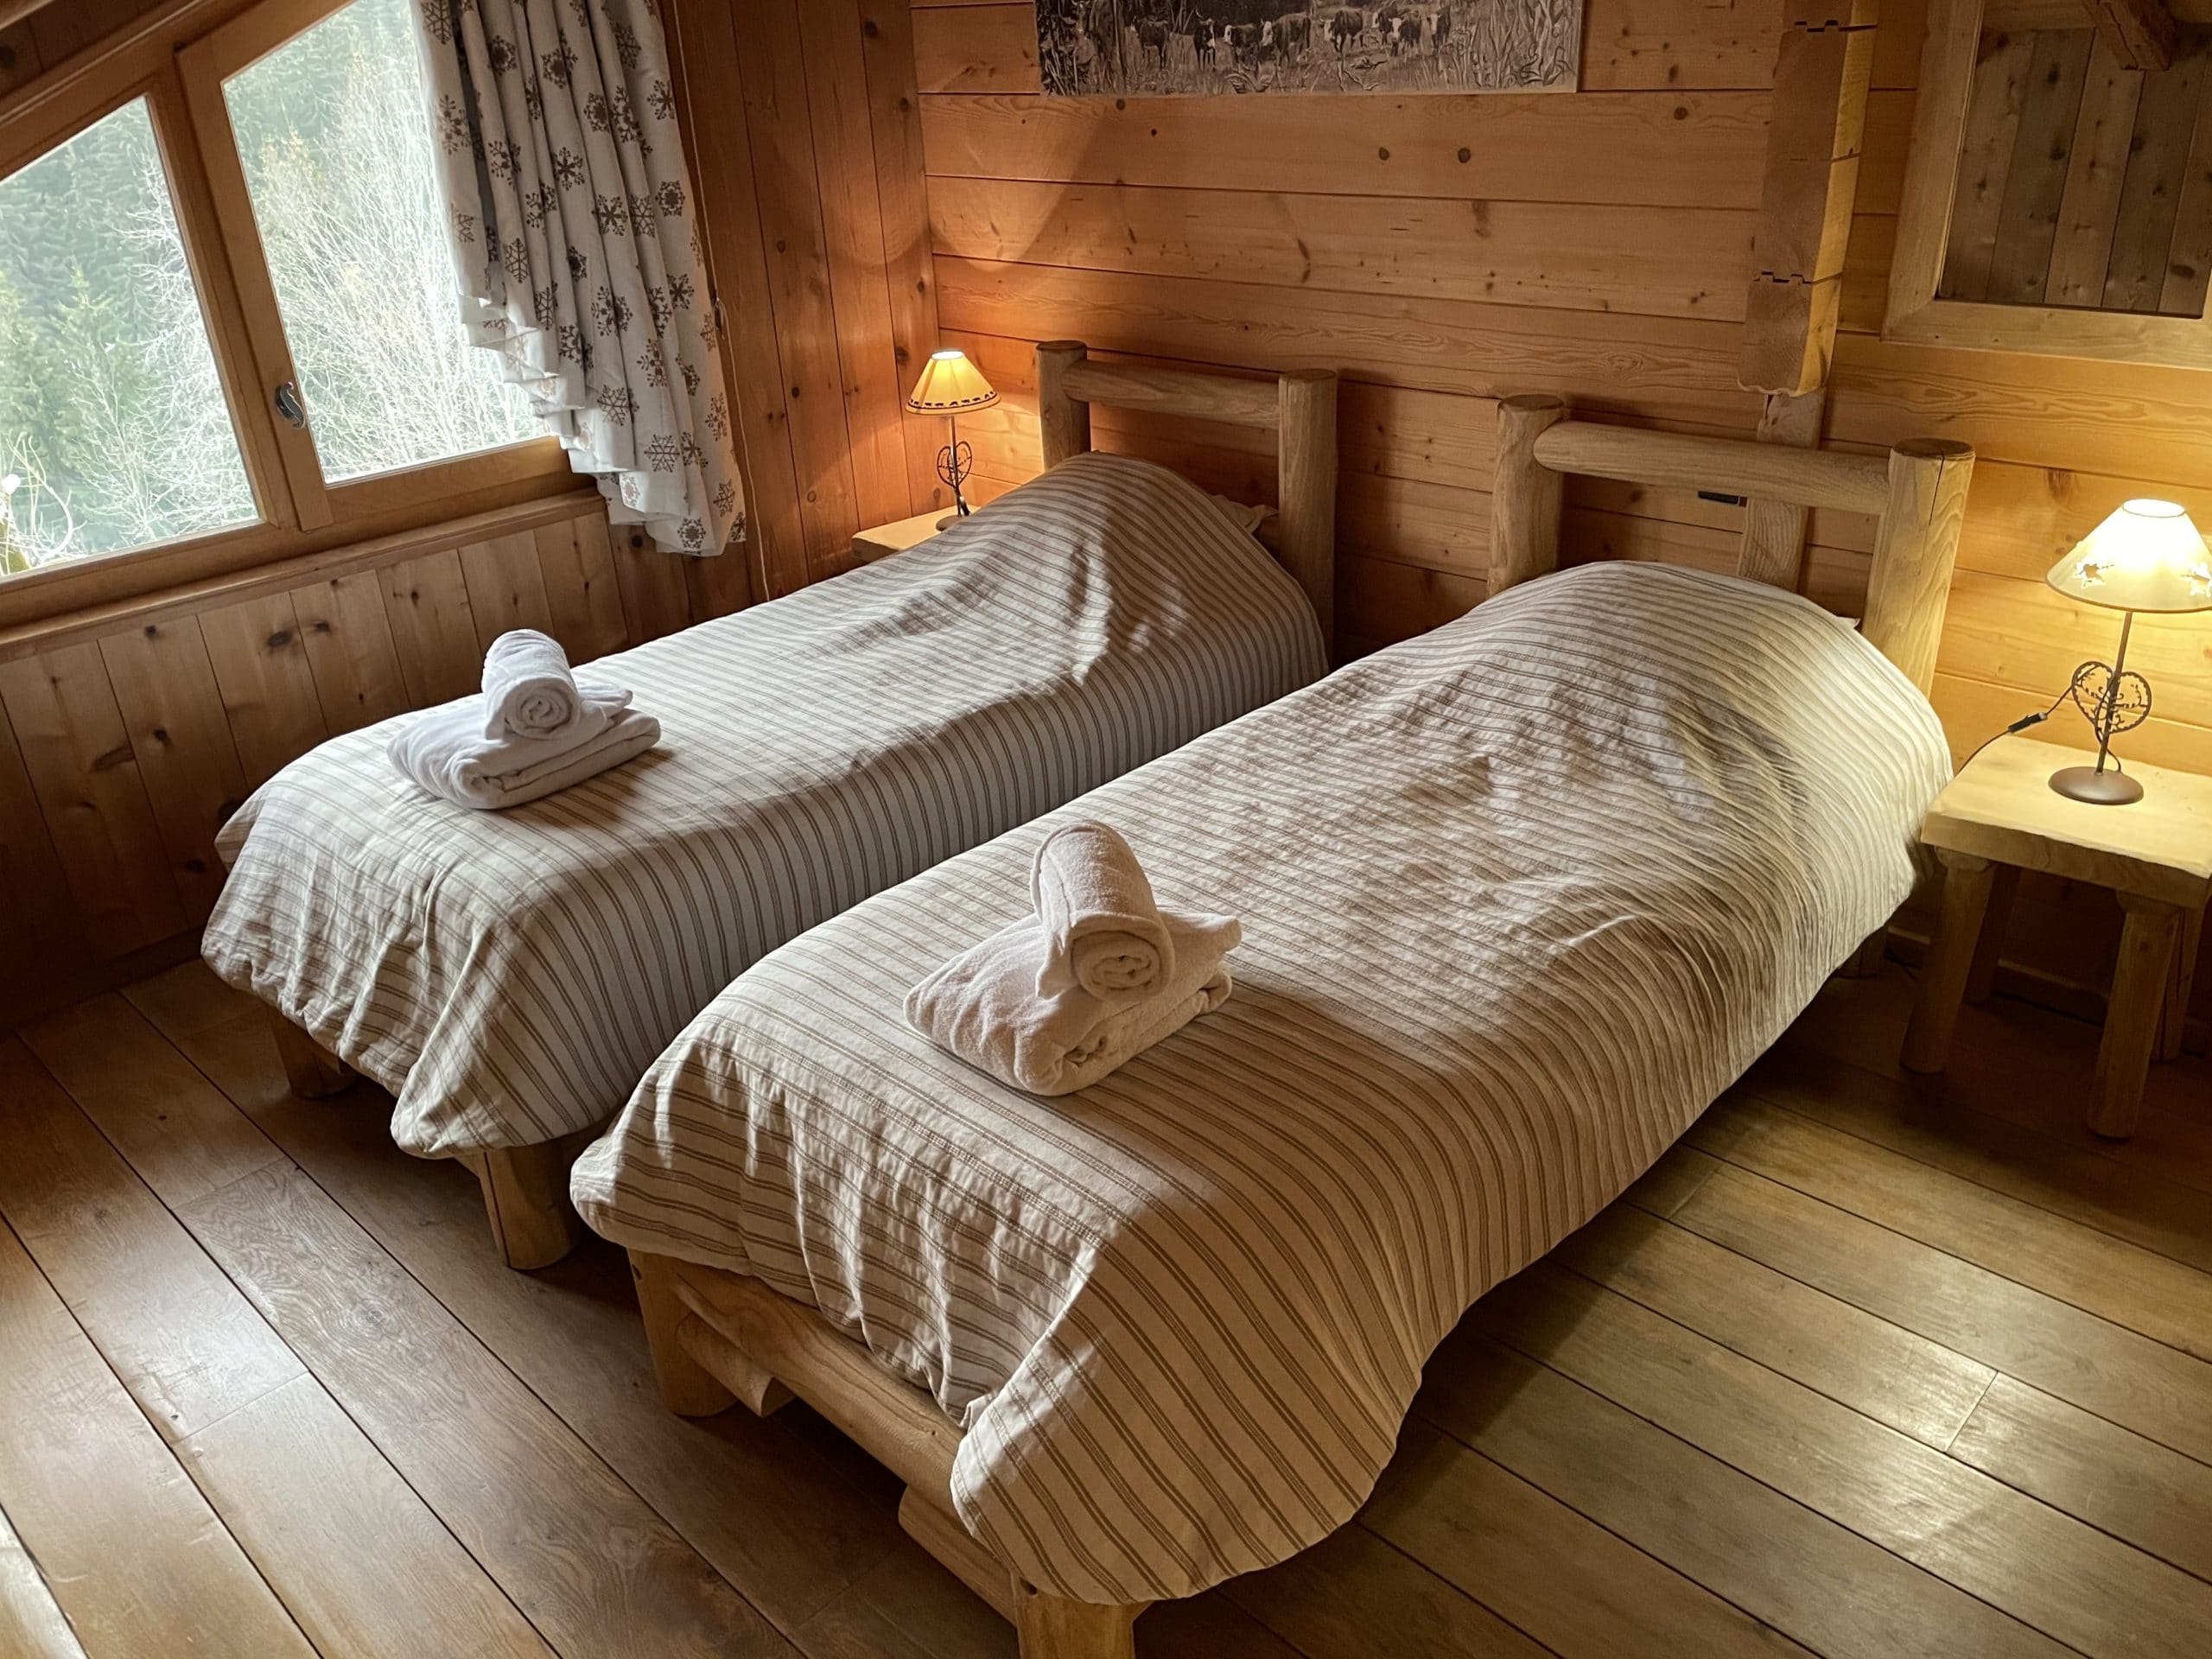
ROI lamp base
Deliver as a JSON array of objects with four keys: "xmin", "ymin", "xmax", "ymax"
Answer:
[{"xmin": 2050, "ymin": 764, "xmax": 2144, "ymax": 805}]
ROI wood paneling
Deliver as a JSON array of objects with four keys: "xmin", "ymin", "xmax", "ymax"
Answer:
[
  {"xmin": 0, "ymin": 494, "xmax": 709, "ymax": 1027},
  {"xmin": 665, "ymin": 0, "xmax": 947, "ymax": 596}
]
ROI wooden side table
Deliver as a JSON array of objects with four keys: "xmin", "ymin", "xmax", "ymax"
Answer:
[
  {"xmin": 1902, "ymin": 737, "xmax": 2212, "ymax": 1138},
  {"xmin": 851, "ymin": 510, "xmax": 953, "ymax": 563}
]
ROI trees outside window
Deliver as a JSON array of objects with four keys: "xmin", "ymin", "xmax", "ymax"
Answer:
[
  {"xmin": 0, "ymin": 0, "xmax": 566, "ymax": 590},
  {"xmin": 223, "ymin": 0, "xmax": 537, "ymax": 483},
  {"xmin": 0, "ymin": 99, "xmax": 254, "ymax": 568}
]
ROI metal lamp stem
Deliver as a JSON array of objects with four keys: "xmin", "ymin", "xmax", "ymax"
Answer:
[
  {"xmin": 950, "ymin": 413, "xmax": 968, "ymax": 516},
  {"xmin": 2094, "ymin": 609, "xmax": 2134, "ymax": 775}
]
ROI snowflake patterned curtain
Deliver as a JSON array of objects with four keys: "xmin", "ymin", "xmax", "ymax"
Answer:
[{"xmin": 411, "ymin": 0, "xmax": 744, "ymax": 556}]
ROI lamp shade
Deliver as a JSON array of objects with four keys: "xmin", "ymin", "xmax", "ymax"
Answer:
[
  {"xmin": 906, "ymin": 350, "xmax": 998, "ymax": 414},
  {"xmin": 2045, "ymin": 499, "xmax": 2212, "ymax": 614}
]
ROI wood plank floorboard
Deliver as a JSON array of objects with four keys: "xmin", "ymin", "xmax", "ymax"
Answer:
[
  {"xmin": 0, "ymin": 1217, "xmax": 317, "ymax": 1659},
  {"xmin": 0, "ymin": 957, "xmax": 2206, "ymax": 1657},
  {"xmin": 1743, "ymin": 1043, "xmax": 2212, "ymax": 1275},
  {"xmin": 1415, "ymin": 1333, "xmax": 2070, "ymax": 1659},
  {"xmin": 1688, "ymin": 1095, "xmax": 2212, "ymax": 1362},
  {"xmin": 1667, "ymin": 1158, "xmax": 2212, "ymax": 1467},
  {"xmin": 154, "ymin": 988, "xmax": 906, "ymax": 1637},
  {"xmin": 0, "ymin": 1039, "xmax": 555, "ymax": 1659},
  {"xmin": 1783, "ymin": 965, "xmax": 2212, "ymax": 1194},
  {"xmin": 1478, "ymin": 1264, "xmax": 2212, "ymax": 1659},
  {"xmin": 0, "ymin": 1502, "xmax": 91, "ymax": 1659}
]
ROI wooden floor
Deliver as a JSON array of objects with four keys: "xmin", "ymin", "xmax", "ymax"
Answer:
[{"xmin": 4, "ymin": 961, "xmax": 2212, "ymax": 1658}]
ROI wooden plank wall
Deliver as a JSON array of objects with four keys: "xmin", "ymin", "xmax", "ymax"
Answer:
[
  {"xmin": 666, "ymin": 0, "xmax": 950, "ymax": 598},
  {"xmin": 1938, "ymin": 23, "xmax": 2212, "ymax": 316},
  {"xmin": 903, "ymin": 0, "xmax": 2212, "ymax": 1014},
  {"xmin": 0, "ymin": 497, "xmax": 702, "ymax": 1024}
]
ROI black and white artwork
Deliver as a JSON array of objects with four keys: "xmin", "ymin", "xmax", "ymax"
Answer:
[{"xmin": 1034, "ymin": 1, "xmax": 1581, "ymax": 97}]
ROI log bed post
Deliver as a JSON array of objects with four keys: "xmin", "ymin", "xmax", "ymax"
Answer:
[
  {"xmin": 1276, "ymin": 367, "xmax": 1339, "ymax": 648},
  {"xmin": 1036, "ymin": 340, "xmax": 1091, "ymax": 469},
  {"xmin": 1862, "ymin": 437, "xmax": 1975, "ymax": 698},
  {"xmin": 266, "ymin": 1009, "xmax": 356, "ymax": 1098},
  {"xmin": 1488, "ymin": 395, "xmax": 1569, "ymax": 596}
]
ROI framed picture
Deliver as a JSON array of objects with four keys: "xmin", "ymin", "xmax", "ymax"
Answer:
[{"xmin": 1034, "ymin": 1, "xmax": 1582, "ymax": 97}]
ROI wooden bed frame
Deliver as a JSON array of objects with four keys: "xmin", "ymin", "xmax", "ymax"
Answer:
[
  {"xmin": 613, "ymin": 405, "xmax": 1978, "ymax": 1657},
  {"xmin": 1489, "ymin": 395, "xmax": 1974, "ymax": 695},
  {"xmin": 260, "ymin": 341, "xmax": 1342, "ymax": 1273}
]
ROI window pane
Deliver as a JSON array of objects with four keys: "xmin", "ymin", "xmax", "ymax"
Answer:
[
  {"xmin": 0, "ymin": 100, "xmax": 256, "ymax": 574},
  {"xmin": 224, "ymin": 0, "xmax": 539, "ymax": 483}
]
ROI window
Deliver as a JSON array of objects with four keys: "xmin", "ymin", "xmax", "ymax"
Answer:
[
  {"xmin": 0, "ymin": 0, "xmax": 568, "ymax": 599},
  {"xmin": 0, "ymin": 99, "xmax": 255, "ymax": 571},
  {"xmin": 221, "ymin": 0, "xmax": 536, "ymax": 482}
]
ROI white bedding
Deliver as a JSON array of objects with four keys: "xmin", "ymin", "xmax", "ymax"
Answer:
[
  {"xmin": 570, "ymin": 561, "xmax": 1952, "ymax": 1605},
  {"xmin": 202, "ymin": 454, "xmax": 1324, "ymax": 1155}
]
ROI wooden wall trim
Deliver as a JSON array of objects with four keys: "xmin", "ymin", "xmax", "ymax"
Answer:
[{"xmin": 0, "ymin": 493, "xmax": 606, "ymax": 663}]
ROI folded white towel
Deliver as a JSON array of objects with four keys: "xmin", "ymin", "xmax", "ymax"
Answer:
[
  {"xmin": 390, "ymin": 684, "xmax": 659, "ymax": 810},
  {"xmin": 906, "ymin": 910, "xmax": 1238, "ymax": 1096},
  {"xmin": 1032, "ymin": 820, "xmax": 1176, "ymax": 999},
  {"xmin": 482, "ymin": 628, "xmax": 584, "ymax": 741}
]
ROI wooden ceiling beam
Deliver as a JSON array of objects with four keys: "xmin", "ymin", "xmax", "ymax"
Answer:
[
  {"xmin": 2082, "ymin": 0, "xmax": 2179, "ymax": 71},
  {"xmin": 1739, "ymin": 0, "xmax": 1879, "ymax": 395}
]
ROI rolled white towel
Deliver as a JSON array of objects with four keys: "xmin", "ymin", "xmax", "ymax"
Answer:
[
  {"xmin": 1031, "ymin": 820, "xmax": 1177, "ymax": 1000},
  {"xmin": 391, "ymin": 685, "xmax": 658, "ymax": 810},
  {"xmin": 482, "ymin": 628, "xmax": 584, "ymax": 741},
  {"xmin": 906, "ymin": 910, "xmax": 1238, "ymax": 1097}
]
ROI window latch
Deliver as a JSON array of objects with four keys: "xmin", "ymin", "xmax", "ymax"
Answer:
[{"xmin": 273, "ymin": 380, "xmax": 306, "ymax": 430}]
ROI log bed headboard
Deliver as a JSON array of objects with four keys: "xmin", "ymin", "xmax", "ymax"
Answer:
[
  {"xmin": 1034, "ymin": 340, "xmax": 1339, "ymax": 647},
  {"xmin": 1489, "ymin": 395, "xmax": 1975, "ymax": 696}
]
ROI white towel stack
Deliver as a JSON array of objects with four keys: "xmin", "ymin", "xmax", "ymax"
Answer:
[
  {"xmin": 388, "ymin": 629, "xmax": 660, "ymax": 810},
  {"xmin": 906, "ymin": 820, "xmax": 1238, "ymax": 1096}
]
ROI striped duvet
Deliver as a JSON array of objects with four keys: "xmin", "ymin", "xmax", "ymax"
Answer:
[
  {"xmin": 571, "ymin": 562, "xmax": 1953, "ymax": 1605},
  {"xmin": 202, "ymin": 454, "xmax": 1324, "ymax": 1156}
]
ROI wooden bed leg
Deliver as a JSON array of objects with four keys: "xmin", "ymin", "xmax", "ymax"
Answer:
[
  {"xmin": 1013, "ymin": 1587, "xmax": 1139, "ymax": 1659},
  {"xmin": 266, "ymin": 1009, "xmax": 355, "ymax": 1098},
  {"xmin": 673, "ymin": 1313, "xmax": 791, "ymax": 1417},
  {"xmin": 631, "ymin": 1253, "xmax": 736, "ymax": 1416},
  {"xmin": 461, "ymin": 1141, "xmax": 584, "ymax": 1270}
]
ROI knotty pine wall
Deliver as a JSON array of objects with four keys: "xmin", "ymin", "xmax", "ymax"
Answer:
[
  {"xmin": 0, "ymin": 499, "xmax": 703, "ymax": 1022},
  {"xmin": 668, "ymin": 0, "xmax": 950, "ymax": 597},
  {"xmin": 902, "ymin": 0, "xmax": 2212, "ymax": 1014}
]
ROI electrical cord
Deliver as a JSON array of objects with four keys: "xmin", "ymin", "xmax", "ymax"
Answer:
[{"xmin": 1955, "ymin": 682, "xmax": 2115, "ymax": 773}]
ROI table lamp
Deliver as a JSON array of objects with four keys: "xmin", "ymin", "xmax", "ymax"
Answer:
[
  {"xmin": 906, "ymin": 349, "xmax": 999, "ymax": 530},
  {"xmin": 2043, "ymin": 498, "xmax": 2212, "ymax": 805}
]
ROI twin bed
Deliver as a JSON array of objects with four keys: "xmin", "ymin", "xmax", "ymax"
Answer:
[
  {"xmin": 207, "ymin": 350, "xmax": 1976, "ymax": 1659},
  {"xmin": 206, "ymin": 342, "xmax": 1336, "ymax": 1266}
]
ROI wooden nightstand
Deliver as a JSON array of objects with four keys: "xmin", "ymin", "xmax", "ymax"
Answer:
[
  {"xmin": 850, "ymin": 510, "xmax": 953, "ymax": 563},
  {"xmin": 1903, "ymin": 735, "xmax": 2212, "ymax": 1137}
]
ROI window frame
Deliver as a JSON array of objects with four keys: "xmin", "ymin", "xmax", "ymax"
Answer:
[
  {"xmin": 1885, "ymin": 0, "xmax": 2212, "ymax": 369},
  {"xmin": 0, "ymin": 0, "xmax": 571, "ymax": 628}
]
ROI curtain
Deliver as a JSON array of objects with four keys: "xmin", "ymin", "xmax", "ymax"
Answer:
[{"xmin": 413, "ymin": 0, "xmax": 744, "ymax": 556}]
